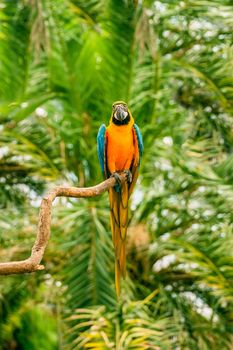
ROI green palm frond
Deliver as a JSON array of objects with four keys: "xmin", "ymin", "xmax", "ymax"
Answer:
[
  {"xmin": 66, "ymin": 303, "xmax": 180, "ymax": 350},
  {"xmin": 1, "ymin": 0, "xmax": 233, "ymax": 349},
  {"xmin": 55, "ymin": 197, "xmax": 116, "ymax": 308}
]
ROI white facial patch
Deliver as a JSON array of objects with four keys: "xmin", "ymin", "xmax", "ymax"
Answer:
[
  {"xmin": 122, "ymin": 110, "xmax": 128, "ymax": 119},
  {"xmin": 114, "ymin": 110, "xmax": 128, "ymax": 120}
]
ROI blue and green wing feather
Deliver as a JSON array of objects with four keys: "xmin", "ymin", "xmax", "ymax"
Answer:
[
  {"xmin": 97, "ymin": 124, "xmax": 107, "ymax": 178},
  {"xmin": 133, "ymin": 123, "xmax": 143, "ymax": 163},
  {"xmin": 128, "ymin": 124, "xmax": 143, "ymax": 196}
]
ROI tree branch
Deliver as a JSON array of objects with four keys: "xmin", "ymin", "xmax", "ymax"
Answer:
[{"xmin": 0, "ymin": 175, "xmax": 124, "ymax": 275}]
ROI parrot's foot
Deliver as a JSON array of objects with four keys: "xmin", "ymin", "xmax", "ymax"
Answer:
[
  {"xmin": 124, "ymin": 170, "xmax": 132, "ymax": 183},
  {"xmin": 111, "ymin": 172, "xmax": 122, "ymax": 186}
]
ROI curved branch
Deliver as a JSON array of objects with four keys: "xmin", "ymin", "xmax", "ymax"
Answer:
[{"xmin": 0, "ymin": 175, "xmax": 125, "ymax": 275}]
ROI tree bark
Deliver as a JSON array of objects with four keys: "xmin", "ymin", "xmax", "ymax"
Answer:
[{"xmin": 0, "ymin": 175, "xmax": 124, "ymax": 275}]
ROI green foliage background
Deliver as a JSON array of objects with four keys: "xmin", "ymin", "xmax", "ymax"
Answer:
[{"xmin": 0, "ymin": 0, "xmax": 233, "ymax": 349}]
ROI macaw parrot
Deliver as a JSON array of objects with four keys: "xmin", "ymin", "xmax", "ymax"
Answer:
[{"xmin": 97, "ymin": 101, "xmax": 143, "ymax": 297}]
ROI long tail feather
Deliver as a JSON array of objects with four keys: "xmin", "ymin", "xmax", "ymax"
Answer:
[
  {"xmin": 115, "ymin": 260, "xmax": 121, "ymax": 298},
  {"xmin": 109, "ymin": 178, "xmax": 129, "ymax": 297},
  {"xmin": 120, "ymin": 242, "xmax": 126, "ymax": 279}
]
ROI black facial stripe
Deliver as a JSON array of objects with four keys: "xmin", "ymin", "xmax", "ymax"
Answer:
[{"xmin": 112, "ymin": 114, "xmax": 130, "ymax": 125}]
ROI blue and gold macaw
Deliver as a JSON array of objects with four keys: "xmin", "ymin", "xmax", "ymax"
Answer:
[{"xmin": 97, "ymin": 101, "xmax": 143, "ymax": 297}]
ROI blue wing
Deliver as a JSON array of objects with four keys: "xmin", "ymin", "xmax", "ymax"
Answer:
[
  {"xmin": 128, "ymin": 123, "xmax": 143, "ymax": 196},
  {"xmin": 97, "ymin": 124, "xmax": 107, "ymax": 177},
  {"xmin": 133, "ymin": 123, "xmax": 143, "ymax": 164}
]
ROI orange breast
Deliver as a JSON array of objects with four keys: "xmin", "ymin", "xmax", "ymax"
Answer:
[{"xmin": 106, "ymin": 124, "xmax": 135, "ymax": 173}]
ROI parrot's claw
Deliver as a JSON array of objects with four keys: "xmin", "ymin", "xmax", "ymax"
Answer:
[
  {"xmin": 124, "ymin": 170, "xmax": 132, "ymax": 183},
  {"xmin": 111, "ymin": 172, "xmax": 122, "ymax": 186}
]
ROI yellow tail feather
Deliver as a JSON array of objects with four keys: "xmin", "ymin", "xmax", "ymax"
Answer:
[
  {"xmin": 120, "ymin": 242, "xmax": 126, "ymax": 279},
  {"xmin": 115, "ymin": 260, "xmax": 121, "ymax": 298},
  {"xmin": 109, "ymin": 178, "xmax": 129, "ymax": 297}
]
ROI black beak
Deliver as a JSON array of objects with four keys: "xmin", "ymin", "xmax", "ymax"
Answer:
[{"xmin": 115, "ymin": 106, "xmax": 126, "ymax": 121}]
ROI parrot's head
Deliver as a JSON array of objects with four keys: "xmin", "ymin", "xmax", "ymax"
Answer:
[{"xmin": 111, "ymin": 101, "xmax": 131, "ymax": 125}]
